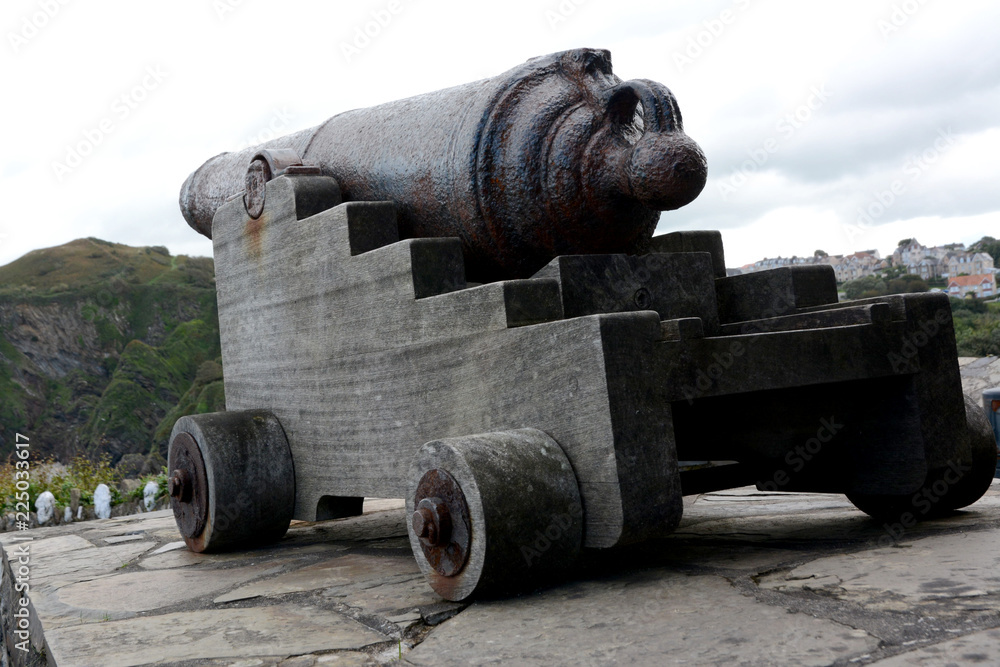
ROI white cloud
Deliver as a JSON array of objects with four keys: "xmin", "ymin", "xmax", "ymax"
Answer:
[{"xmin": 1, "ymin": 0, "xmax": 998, "ymax": 269}]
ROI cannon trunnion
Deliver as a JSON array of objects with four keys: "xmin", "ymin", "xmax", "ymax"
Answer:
[{"xmin": 167, "ymin": 171, "xmax": 995, "ymax": 601}]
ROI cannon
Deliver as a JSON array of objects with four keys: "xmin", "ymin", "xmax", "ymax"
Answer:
[
  {"xmin": 168, "ymin": 49, "xmax": 996, "ymax": 601},
  {"xmin": 179, "ymin": 48, "xmax": 707, "ymax": 282}
]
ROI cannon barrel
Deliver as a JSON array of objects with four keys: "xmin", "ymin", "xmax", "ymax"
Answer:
[{"xmin": 180, "ymin": 48, "xmax": 707, "ymax": 281}]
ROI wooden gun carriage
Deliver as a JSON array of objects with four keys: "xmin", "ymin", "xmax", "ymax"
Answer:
[{"xmin": 167, "ymin": 168, "xmax": 996, "ymax": 601}]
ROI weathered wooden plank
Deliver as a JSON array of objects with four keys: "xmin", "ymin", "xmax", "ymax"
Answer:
[
  {"xmin": 671, "ymin": 375, "xmax": 928, "ymax": 495},
  {"xmin": 789, "ymin": 293, "xmax": 971, "ymax": 470},
  {"xmin": 715, "ymin": 265, "xmax": 838, "ymax": 324},
  {"xmin": 534, "ymin": 252, "xmax": 719, "ymax": 334},
  {"xmin": 212, "ymin": 176, "xmax": 681, "ymax": 548},
  {"xmin": 649, "ymin": 230, "xmax": 727, "ymax": 278},
  {"xmin": 788, "ymin": 265, "xmax": 839, "ymax": 308},
  {"xmin": 660, "ymin": 317, "xmax": 705, "ymax": 342},
  {"xmin": 656, "ymin": 322, "xmax": 916, "ymax": 404},
  {"xmin": 718, "ymin": 303, "xmax": 891, "ymax": 336},
  {"xmin": 599, "ymin": 312, "xmax": 684, "ymax": 544},
  {"xmin": 214, "ymin": 189, "xmax": 564, "ymax": 361},
  {"xmin": 897, "ymin": 293, "xmax": 971, "ymax": 469},
  {"xmin": 221, "ymin": 319, "xmax": 619, "ymax": 525},
  {"xmin": 796, "ymin": 293, "xmax": 907, "ymax": 320}
]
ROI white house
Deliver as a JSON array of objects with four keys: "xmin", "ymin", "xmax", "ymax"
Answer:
[{"xmin": 947, "ymin": 273, "xmax": 996, "ymax": 299}]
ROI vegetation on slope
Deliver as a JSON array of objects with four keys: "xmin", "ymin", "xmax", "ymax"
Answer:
[
  {"xmin": 0, "ymin": 238, "xmax": 222, "ymax": 465},
  {"xmin": 0, "ymin": 237, "xmax": 213, "ymax": 293},
  {"xmin": 969, "ymin": 236, "xmax": 1000, "ymax": 269},
  {"xmin": 952, "ymin": 299, "xmax": 1000, "ymax": 357},
  {"xmin": 841, "ymin": 273, "xmax": 929, "ymax": 300}
]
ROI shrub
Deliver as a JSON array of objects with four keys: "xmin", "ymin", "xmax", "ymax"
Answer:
[{"xmin": 0, "ymin": 455, "xmax": 127, "ymax": 513}]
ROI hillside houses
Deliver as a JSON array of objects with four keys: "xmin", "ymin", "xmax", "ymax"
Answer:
[
  {"xmin": 890, "ymin": 240, "xmax": 993, "ymax": 278},
  {"xmin": 740, "ymin": 255, "xmax": 819, "ymax": 272},
  {"xmin": 947, "ymin": 252, "xmax": 993, "ymax": 277},
  {"xmin": 908, "ymin": 257, "xmax": 940, "ymax": 281},
  {"xmin": 736, "ymin": 250, "xmax": 890, "ymax": 281},
  {"xmin": 893, "ymin": 239, "xmax": 927, "ymax": 266},
  {"xmin": 736, "ymin": 239, "xmax": 994, "ymax": 291},
  {"xmin": 948, "ymin": 274, "xmax": 996, "ymax": 299},
  {"xmin": 829, "ymin": 251, "xmax": 888, "ymax": 283}
]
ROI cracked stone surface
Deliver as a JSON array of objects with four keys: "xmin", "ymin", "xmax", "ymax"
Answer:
[
  {"xmin": 870, "ymin": 626, "xmax": 1000, "ymax": 665},
  {"xmin": 7, "ymin": 457, "xmax": 1000, "ymax": 664},
  {"xmin": 0, "ymin": 533, "xmax": 155, "ymax": 586},
  {"xmin": 759, "ymin": 530, "xmax": 1000, "ymax": 602},
  {"xmin": 0, "ymin": 365, "xmax": 994, "ymax": 667},
  {"xmin": 45, "ymin": 604, "xmax": 389, "ymax": 667},
  {"xmin": 214, "ymin": 553, "xmax": 423, "ymax": 604},
  {"xmin": 59, "ymin": 561, "xmax": 288, "ymax": 612},
  {"xmin": 407, "ymin": 573, "xmax": 878, "ymax": 666},
  {"xmin": 960, "ymin": 356, "xmax": 1000, "ymax": 399}
]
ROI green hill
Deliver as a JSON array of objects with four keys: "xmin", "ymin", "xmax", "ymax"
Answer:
[
  {"xmin": 0, "ymin": 237, "xmax": 215, "ymax": 292},
  {"xmin": 0, "ymin": 238, "xmax": 223, "ymax": 468}
]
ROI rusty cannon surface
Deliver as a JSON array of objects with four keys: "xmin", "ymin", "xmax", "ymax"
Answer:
[
  {"xmin": 167, "ymin": 49, "xmax": 996, "ymax": 603},
  {"xmin": 179, "ymin": 48, "xmax": 707, "ymax": 282}
]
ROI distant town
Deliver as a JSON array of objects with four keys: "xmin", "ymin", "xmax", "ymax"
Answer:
[{"xmin": 731, "ymin": 238, "xmax": 997, "ymax": 300}]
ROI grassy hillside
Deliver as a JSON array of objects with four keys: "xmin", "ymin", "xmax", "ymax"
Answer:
[
  {"xmin": 953, "ymin": 299, "xmax": 1000, "ymax": 357},
  {"xmin": 0, "ymin": 237, "xmax": 214, "ymax": 293},
  {"xmin": 0, "ymin": 238, "xmax": 223, "ymax": 467}
]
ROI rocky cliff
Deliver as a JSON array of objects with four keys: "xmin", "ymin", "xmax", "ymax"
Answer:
[{"xmin": 0, "ymin": 238, "xmax": 223, "ymax": 466}]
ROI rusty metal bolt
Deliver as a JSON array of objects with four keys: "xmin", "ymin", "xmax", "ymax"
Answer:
[
  {"xmin": 169, "ymin": 468, "xmax": 192, "ymax": 503},
  {"xmin": 413, "ymin": 506, "xmax": 437, "ymax": 543},
  {"xmin": 412, "ymin": 497, "xmax": 452, "ymax": 547},
  {"xmin": 634, "ymin": 287, "xmax": 651, "ymax": 309}
]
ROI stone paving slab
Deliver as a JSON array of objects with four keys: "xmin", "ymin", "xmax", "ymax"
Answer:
[
  {"xmin": 870, "ymin": 626, "xmax": 1000, "ymax": 665},
  {"xmin": 46, "ymin": 604, "xmax": 389, "ymax": 667},
  {"xmin": 215, "ymin": 553, "xmax": 418, "ymax": 603},
  {"xmin": 959, "ymin": 355, "xmax": 1000, "ymax": 399},
  {"xmin": 8, "ymin": 484, "xmax": 1000, "ymax": 665},
  {"xmin": 0, "ymin": 533, "xmax": 154, "ymax": 585},
  {"xmin": 406, "ymin": 572, "xmax": 878, "ymax": 666},
  {"xmin": 59, "ymin": 561, "xmax": 287, "ymax": 613},
  {"xmin": 759, "ymin": 530, "xmax": 1000, "ymax": 601}
]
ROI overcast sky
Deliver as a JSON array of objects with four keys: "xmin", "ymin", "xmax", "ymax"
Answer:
[{"xmin": 2, "ymin": 0, "xmax": 997, "ymax": 270}]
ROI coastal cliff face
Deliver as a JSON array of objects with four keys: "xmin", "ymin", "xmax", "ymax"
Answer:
[{"xmin": 0, "ymin": 238, "xmax": 224, "ymax": 465}]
